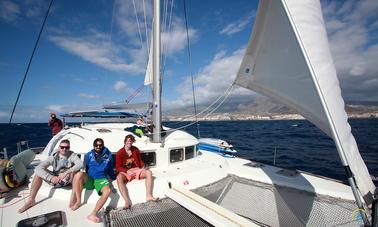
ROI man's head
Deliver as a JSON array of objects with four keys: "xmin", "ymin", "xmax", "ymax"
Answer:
[
  {"xmin": 93, "ymin": 138, "xmax": 104, "ymax": 153},
  {"xmin": 50, "ymin": 112, "xmax": 56, "ymax": 119},
  {"xmin": 124, "ymin": 135, "xmax": 135, "ymax": 148},
  {"xmin": 136, "ymin": 118, "xmax": 144, "ymax": 125},
  {"xmin": 59, "ymin": 139, "xmax": 70, "ymax": 156}
]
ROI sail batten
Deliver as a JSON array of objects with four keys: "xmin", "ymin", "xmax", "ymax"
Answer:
[{"xmin": 235, "ymin": 0, "xmax": 375, "ymax": 204}]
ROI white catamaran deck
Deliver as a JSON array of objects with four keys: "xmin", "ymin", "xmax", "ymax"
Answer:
[{"xmin": 1, "ymin": 150, "xmax": 361, "ymax": 227}]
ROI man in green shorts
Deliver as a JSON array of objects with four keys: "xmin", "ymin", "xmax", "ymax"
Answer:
[{"xmin": 72, "ymin": 138, "xmax": 115, "ymax": 223}]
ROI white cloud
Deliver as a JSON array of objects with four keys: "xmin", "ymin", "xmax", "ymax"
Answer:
[
  {"xmin": 169, "ymin": 48, "xmax": 252, "ymax": 110},
  {"xmin": 220, "ymin": 14, "xmax": 253, "ymax": 36},
  {"xmin": 115, "ymin": 0, "xmax": 152, "ymax": 40},
  {"xmin": 78, "ymin": 93, "xmax": 100, "ymax": 99},
  {"xmin": 48, "ymin": 33, "xmax": 145, "ymax": 74},
  {"xmin": 322, "ymin": 0, "xmax": 378, "ymax": 101},
  {"xmin": 0, "ymin": 0, "xmax": 20, "ymax": 22},
  {"xmin": 47, "ymin": 105, "xmax": 66, "ymax": 113},
  {"xmin": 162, "ymin": 20, "xmax": 197, "ymax": 56},
  {"xmin": 113, "ymin": 80, "xmax": 128, "ymax": 92},
  {"xmin": 0, "ymin": 111, "xmax": 8, "ymax": 117}
]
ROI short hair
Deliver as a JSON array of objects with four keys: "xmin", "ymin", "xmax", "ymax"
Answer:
[
  {"xmin": 93, "ymin": 138, "xmax": 104, "ymax": 147},
  {"xmin": 124, "ymin": 134, "xmax": 135, "ymax": 143},
  {"xmin": 60, "ymin": 139, "xmax": 70, "ymax": 145}
]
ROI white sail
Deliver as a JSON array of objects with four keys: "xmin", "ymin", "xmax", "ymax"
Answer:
[
  {"xmin": 235, "ymin": 0, "xmax": 375, "ymax": 204},
  {"xmin": 144, "ymin": 41, "xmax": 153, "ymax": 86}
]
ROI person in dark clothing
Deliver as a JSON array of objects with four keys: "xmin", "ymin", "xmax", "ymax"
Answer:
[
  {"xmin": 0, "ymin": 149, "xmax": 36, "ymax": 194},
  {"xmin": 48, "ymin": 112, "xmax": 63, "ymax": 136}
]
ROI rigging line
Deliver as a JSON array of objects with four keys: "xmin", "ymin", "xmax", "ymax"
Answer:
[
  {"xmin": 167, "ymin": 84, "xmax": 234, "ymax": 126},
  {"xmin": 142, "ymin": 0, "xmax": 149, "ymax": 57},
  {"xmin": 162, "ymin": 0, "xmax": 174, "ymax": 74},
  {"xmin": 149, "ymin": 85, "xmax": 234, "ymax": 134},
  {"xmin": 183, "ymin": 0, "xmax": 200, "ymax": 138},
  {"xmin": 196, "ymin": 84, "xmax": 234, "ymax": 117},
  {"xmin": 8, "ymin": 0, "xmax": 54, "ymax": 124},
  {"xmin": 102, "ymin": 0, "xmax": 118, "ymax": 105},
  {"xmin": 160, "ymin": 0, "xmax": 168, "ymax": 80},
  {"xmin": 204, "ymin": 85, "xmax": 234, "ymax": 118},
  {"xmin": 132, "ymin": 0, "xmax": 147, "ymax": 60},
  {"xmin": 161, "ymin": 0, "xmax": 168, "ymax": 68}
]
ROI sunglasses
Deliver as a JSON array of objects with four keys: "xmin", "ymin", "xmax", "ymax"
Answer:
[
  {"xmin": 95, "ymin": 144, "xmax": 103, "ymax": 147},
  {"xmin": 60, "ymin": 146, "xmax": 70, "ymax": 149}
]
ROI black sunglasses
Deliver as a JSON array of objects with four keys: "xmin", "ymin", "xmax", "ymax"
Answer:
[
  {"xmin": 60, "ymin": 146, "xmax": 70, "ymax": 149},
  {"xmin": 95, "ymin": 144, "xmax": 103, "ymax": 147}
]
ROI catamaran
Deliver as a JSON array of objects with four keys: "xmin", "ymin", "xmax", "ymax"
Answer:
[{"xmin": 1, "ymin": 0, "xmax": 377, "ymax": 226}]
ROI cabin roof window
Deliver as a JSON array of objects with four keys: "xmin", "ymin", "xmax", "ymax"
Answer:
[
  {"xmin": 185, "ymin": 145, "xmax": 195, "ymax": 160},
  {"xmin": 141, "ymin": 151, "xmax": 156, "ymax": 167},
  {"xmin": 170, "ymin": 148, "xmax": 183, "ymax": 163},
  {"xmin": 169, "ymin": 145, "xmax": 197, "ymax": 164}
]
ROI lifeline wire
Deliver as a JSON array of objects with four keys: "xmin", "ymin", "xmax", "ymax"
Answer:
[
  {"xmin": 183, "ymin": 0, "xmax": 200, "ymax": 138},
  {"xmin": 8, "ymin": 0, "xmax": 54, "ymax": 124}
]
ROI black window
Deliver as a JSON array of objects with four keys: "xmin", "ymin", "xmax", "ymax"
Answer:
[
  {"xmin": 141, "ymin": 152, "xmax": 156, "ymax": 167},
  {"xmin": 170, "ymin": 148, "xmax": 183, "ymax": 163},
  {"xmin": 185, "ymin": 146, "xmax": 195, "ymax": 160}
]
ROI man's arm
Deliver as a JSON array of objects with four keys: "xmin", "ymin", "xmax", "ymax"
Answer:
[
  {"xmin": 67, "ymin": 153, "xmax": 84, "ymax": 173},
  {"xmin": 48, "ymin": 119, "xmax": 54, "ymax": 127},
  {"xmin": 115, "ymin": 150, "xmax": 127, "ymax": 173},
  {"xmin": 107, "ymin": 151, "xmax": 116, "ymax": 180},
  {"xmin": 35, "ymin": 156, "xmax": 54, "ymax": 182}
]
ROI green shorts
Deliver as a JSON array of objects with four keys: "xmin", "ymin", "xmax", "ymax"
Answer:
[{"xmin": 84, "ymin": 177, "xmax": 110, "ymax": 195}]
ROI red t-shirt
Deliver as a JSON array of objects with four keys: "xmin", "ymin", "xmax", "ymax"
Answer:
[{"xmin": 115, "ymin": 146, "xmax": 144, "ymax": 174}]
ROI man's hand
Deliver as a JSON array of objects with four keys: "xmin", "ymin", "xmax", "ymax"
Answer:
[
  {"xmin": 58, "ymin": 172, "xmax": 67, "ymax": 181},
  {"xmin": 50, "ymin": 176, "xmax": 60, "ymax": 184}
]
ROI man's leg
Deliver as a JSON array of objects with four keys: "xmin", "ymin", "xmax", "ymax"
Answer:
[
  {"xmin": 10, "ymin": 149, "xmax": 36, "ymax": 183},
  {"xmin": 18, "ymin": 175, "xmax": 43, "ymax": 213},
  {"xmin": 140, "ymin": 169, "xmax": 158, "ymax": 201},
  {"xmin": 116, "ymin": 173, "xmax": 132, "ymax": 208},
  {"xmin": 87, "ymin": 185, "xmax": 111, "ymax": 223},
  {"xmin": 70, "ymin": 171, "xmax": 86, "ymax": 210}
]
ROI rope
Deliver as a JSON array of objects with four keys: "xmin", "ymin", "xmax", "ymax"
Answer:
[
  {"xmin": 101, "ymin": 0, "xmax": 118, "ymax": 105},
  {"xmin": 204, "ymin": 85, "xmax": 234, "ymax": 117},
  {"xmin": 125, "ymin": 84, "xmax": 145, "ymax": 103},
  {"xmin": 143, "ymin": 0, "xmax": 150, "ymax": 56},
  {"xmin": 161, "ymin": 0, "xmax": 174, "ymax": 80},
  {"xmin": 166, "ymin": 83, "xmax": 234, "ymax": 128},
  {"xmin": 8, "ymin": 0, "xmax": 54, "ymax": 124},
  {"xmin": 183, "ymin": 0, "xmax": 200, "ymax": 138},
  {"xmin": 147, "ymin": 84, "xmax": 235, "ymax": 135},
  {"xmin": 132, "ymin": 0, "xmax": 147, "ymax": 58}
]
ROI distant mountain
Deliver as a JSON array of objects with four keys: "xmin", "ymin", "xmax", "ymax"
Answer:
[{"xmin": 165, "ymin": 96, "xmax": 378, "ymax": 117}]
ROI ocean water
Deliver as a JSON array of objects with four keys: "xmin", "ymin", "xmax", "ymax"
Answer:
[{"xmin": 0, "ymin": 118, "xmax": 377, "ymax": 183}]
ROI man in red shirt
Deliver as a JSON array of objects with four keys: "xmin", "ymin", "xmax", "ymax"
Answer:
[
  {"xmin": 115, "ymin": 134, "xmax": 158, "ymax": 208},
  {"xmin": 48, "ymin": 112, "xmax": 63, "ymax": 136}
]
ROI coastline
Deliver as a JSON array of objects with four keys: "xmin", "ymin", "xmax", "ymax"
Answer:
[{"xmin": 165, "ymin": 112, "xmax": 378, "ymax": 121}]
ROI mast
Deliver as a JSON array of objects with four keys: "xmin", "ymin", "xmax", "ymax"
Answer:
[{"xmin": 152, "ymin": 0, "xmax": 161, "ymax": 143}]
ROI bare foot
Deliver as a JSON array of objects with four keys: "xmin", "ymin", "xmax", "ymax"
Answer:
[
  {"xmin": 69, "ymin": 196, "xmax": 76, "ymax": 209},
  {"xmin": 71, "ymin": 201, "xmax": 82, "ymax": 211},
  {"xmin": 124, "ymin": 199, "xmax": 132, "ymax": 209},
  {"xmin": 146, "ymin": 196, "xmax": 159, "ymax": 202},
  {"xmin": 18, "ymin": 200, "xmax": 36, "ymax": 213},
  {"xmin": 87, "ymin": 214, "xmax": 100, "ymax": 223}
]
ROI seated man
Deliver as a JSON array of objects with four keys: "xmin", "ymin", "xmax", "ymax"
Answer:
[
  {"xmin": 70, "ymin": 138, "xmax": 116, "ymax": 223},
  {"xmin": 18, "ymin": 139, "xmax": 83, "ymax": 213},
  {"xmin": 116, "ymin": 135, "xmax": 158, "ymax": 209},
  {"xmin": 0, "ymin": 149, "xmax": 36, "ymax": 193}
]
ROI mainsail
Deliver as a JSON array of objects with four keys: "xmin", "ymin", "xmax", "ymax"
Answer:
[{"xmin": 235, "ymin": 0, "xmax": 375, "ymax": 204}]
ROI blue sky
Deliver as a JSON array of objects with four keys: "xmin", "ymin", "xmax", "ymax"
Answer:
[{"xmin": 0, "ymin": 0, "xmax": 377, "ymax": 123}]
